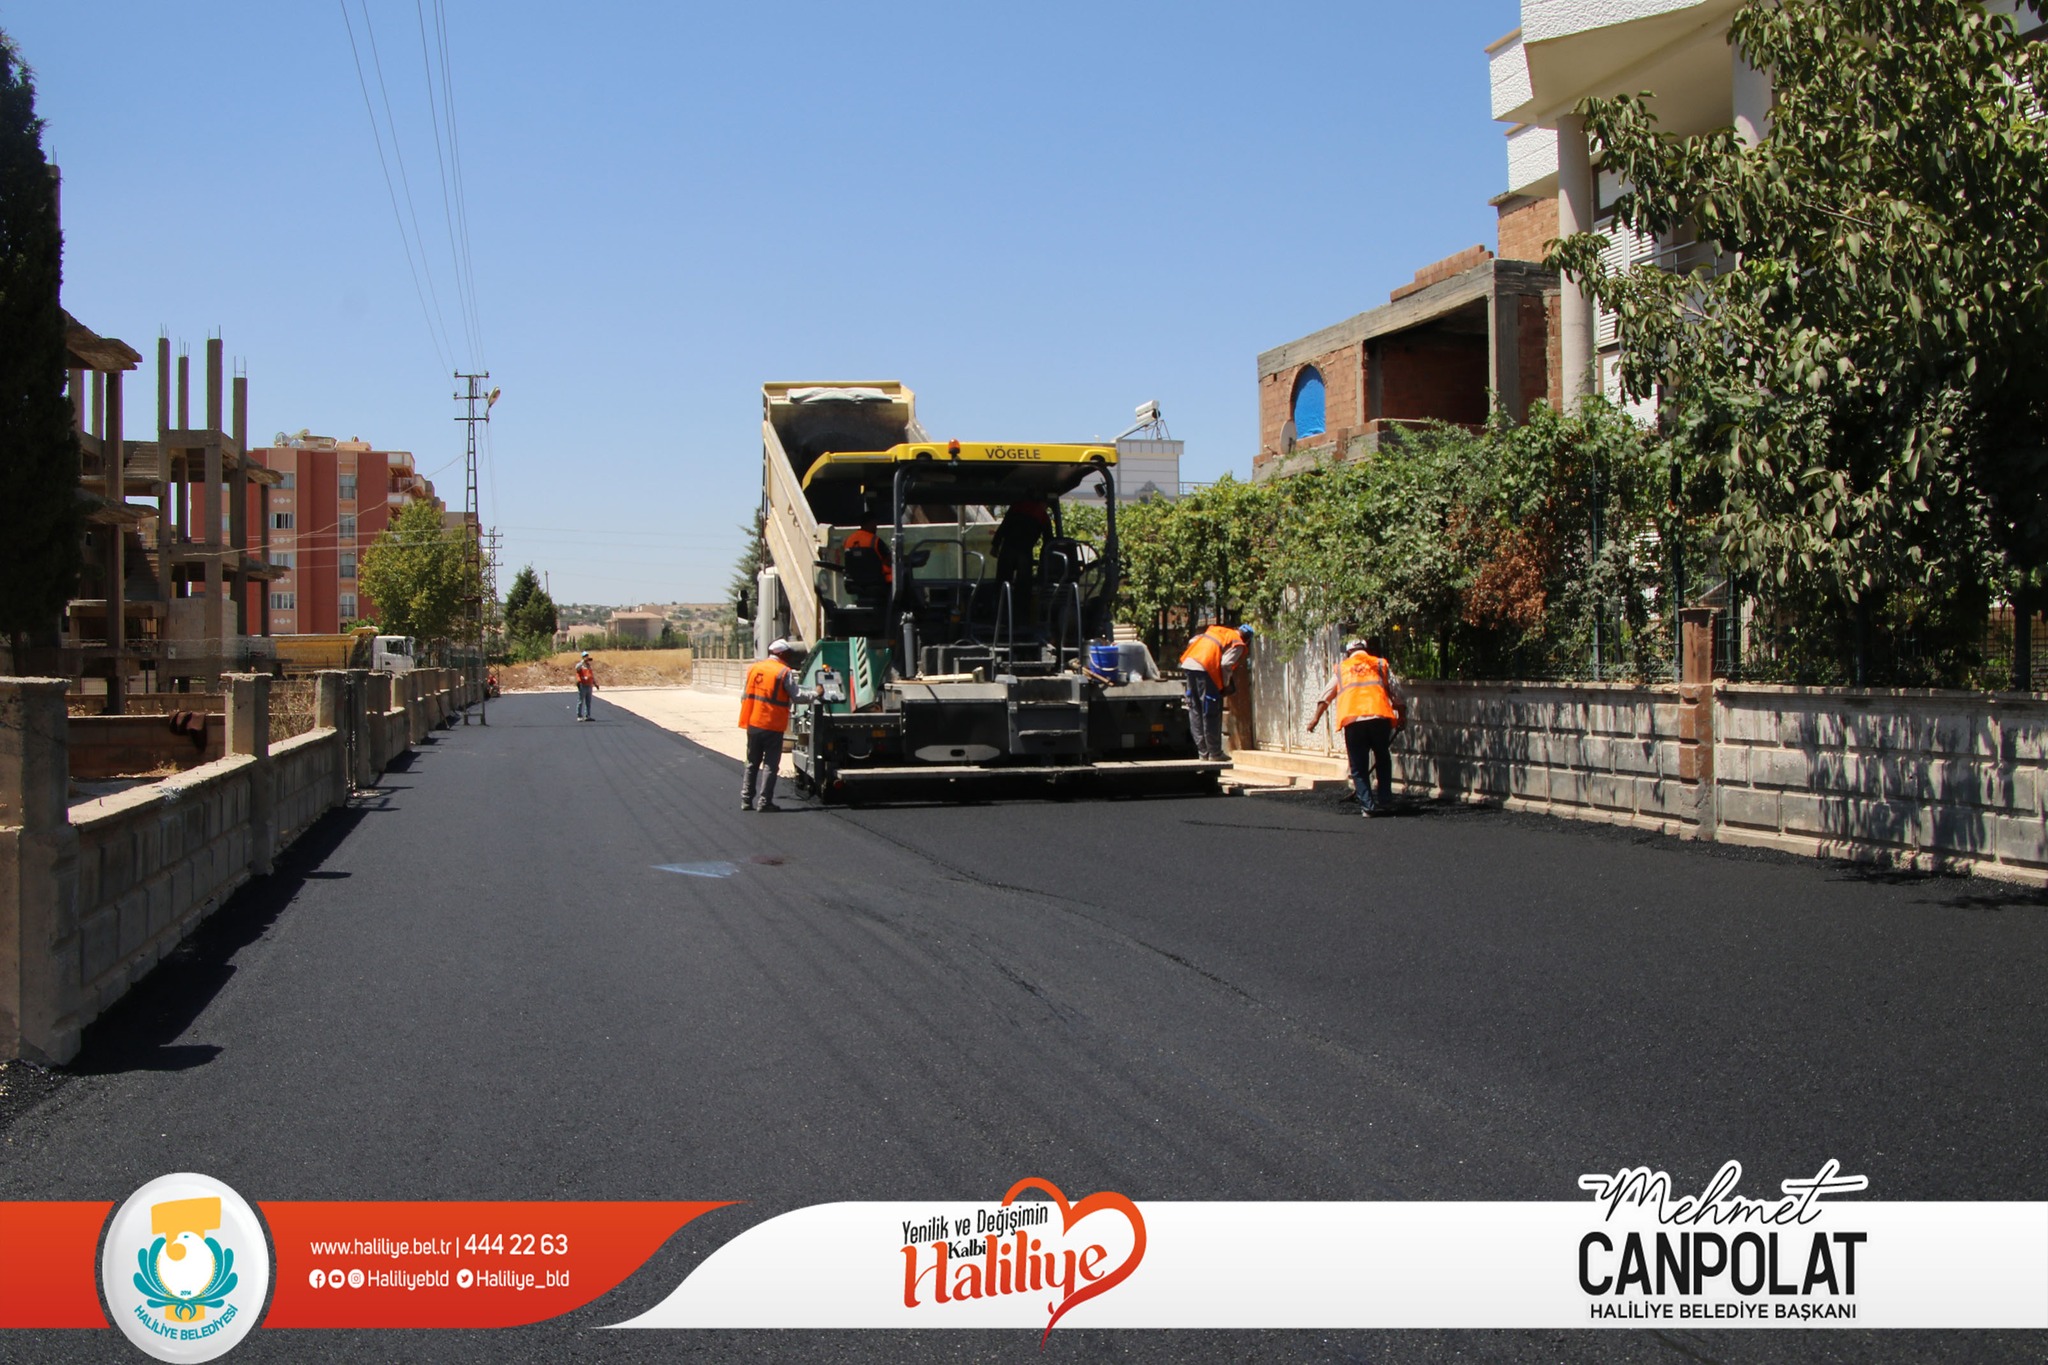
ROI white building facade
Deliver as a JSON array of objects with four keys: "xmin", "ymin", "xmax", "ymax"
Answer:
[{"xmin": 1489, "ymin": 0, "xmax": 1768, "ymax": 414}]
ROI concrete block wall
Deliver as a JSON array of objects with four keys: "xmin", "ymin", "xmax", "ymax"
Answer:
[
  {"xmin": 1246, "ymin": 640, "xmax": 2047, "ymax": 886},
  {"xmin": 70, "ymin": 757, "xmax": 260, "ymax": 1032},
  {"xmin": 1713, "ymin": 685, "xmax": 2048, "ymax": 881},
  {"xmin": 272, "ymin": 728, "xmax": 345, "ymax": 849},
  {"xmin": 1393, "ymin": 681, "xmax": 1697, "ymax": 836},
  {"xmin": 2, "ymin": 666, "xmax": 475, "ymax": 1062}
]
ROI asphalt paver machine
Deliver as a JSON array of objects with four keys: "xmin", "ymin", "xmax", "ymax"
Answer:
[{"xmin": 752, "ymin": 382, "xmax": 1221, "ymax": 802}]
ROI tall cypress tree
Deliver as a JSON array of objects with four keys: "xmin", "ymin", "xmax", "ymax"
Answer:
[{"xmin": 0, "ymin": 31, "xmax": 83, "ymax": 652}]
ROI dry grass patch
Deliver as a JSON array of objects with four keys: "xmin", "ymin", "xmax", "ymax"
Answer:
[{"xmin": 500, "ymin": 648, "xmax": 695, "ymax": 691}]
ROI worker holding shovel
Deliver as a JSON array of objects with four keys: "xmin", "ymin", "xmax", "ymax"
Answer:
[{"xmin": 1308, "ymin": 635, "xmax": 1405, "ymax": 817}]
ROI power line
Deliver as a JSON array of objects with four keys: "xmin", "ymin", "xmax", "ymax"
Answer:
[
  {"xmin": 434, "ymin": 0, "xmax": 488, "ymax": 370},
  {"xmin": 358, "ymin": 0, "xmax": 461, "ymax": 369},
  {"xmin": 337, "ymin": 0, "xmax": 451, "ymax": 374},
  {"xmin": 415, "ymin": 0, "xmax": 483, "ymax": 368}
]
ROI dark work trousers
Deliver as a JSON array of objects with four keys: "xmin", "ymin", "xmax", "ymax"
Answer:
[
  {"xmin": 742, "ymin": 726, "xmax": 785, "ymax": 809},
  {"xmin": 1343, "ymin": 716, "xmax": 1395, "ymax": 812},
  {"xmin": 1183, "ymin": 667, "xmax": 1225, "ymax": 760}
]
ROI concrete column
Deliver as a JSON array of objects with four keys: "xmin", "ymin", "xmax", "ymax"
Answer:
[
  {"xmin": 1488, "ymin": 289, "xmax": 1523, "ymax": 422},
  {"xmin": 105, "ymin": 372, "xmax": 127, "ymax": 714},
  {"xmin": 347, "ymin": 669, "xmax": 371, "ymax": 790},
  {"xmin": 314, "ymin": 671, "xmax": 344, "ymax": 730},
  {"xmin": 205, "ymin": 338, "xmax": 222, "ymax": 433},
  {"xmin": 0, "ymin": 679, "xmax": 83, "ymax": 1063},
  {"xmin": 224, "ymin": 673, "xmax": 274, "ymax": 875},
  {"xmin": 315, "ymin": 671, "xmax": 349, "ymax": 809},
  {"xmin": 155, "ymin": 340, "xmax": 173, "ymax": 620},
  {"xmin": 1733, "ymin": 48, "xmax": 1772, "ymax": 147},
  {"xmin": 177, "ymin": 350, "xmax": 190, "ymax": 429},
  {"xmin": 367, "ymin": 673, "xmax": 393, "ymax": 770},
  {"xmin": 1677, "ymin": 608, "xmax": 1719, "ymax": 842},
  {"xmin": 230, "ymin": 375, "xmax": 248, "ymax": 638},
  {"xmin": 1556, "ymin": 113, "xmax": 1597, "ymax": 413},
  {"xmin": 224, "ymin": 673, "xmax": 269, "ymax": 758}
]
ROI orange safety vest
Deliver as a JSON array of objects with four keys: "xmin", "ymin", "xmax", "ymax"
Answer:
[
  {"xmin": 1180, "ymin": 625, "xmax": 1247, "ymax": 690},
  {"xmin": 844, "ymin": 528, "xmax": 893, "ymax": 583},
  {"xmin": 1333, "ymin": 650, "xmax": 1398, "ymax": 727},
  {"xmin": 574, "ymin": 663, "xmax": 595, "ymax": 686},
  {"xmin": 737, "ymin": 658, "xmax": 795, "ymax": 733}
]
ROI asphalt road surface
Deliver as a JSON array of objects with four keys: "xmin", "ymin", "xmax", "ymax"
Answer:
[{"xmin": 4, "ymin": 691, "xmax": 2043, "ymax": 1363}]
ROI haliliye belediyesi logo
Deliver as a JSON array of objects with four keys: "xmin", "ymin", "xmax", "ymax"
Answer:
[
  {"xmin": 101, "ymin": 1173, "xmax": 272, "ymax": 1361},
  {"xmin": 1576, "ymin": 1159, "xmax": 1870, "ymax": 1323}
]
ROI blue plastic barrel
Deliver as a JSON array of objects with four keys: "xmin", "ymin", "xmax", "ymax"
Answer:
[{"xmin": 1087, "ymin": 642, "xmax": 1123, "ymax": 683}]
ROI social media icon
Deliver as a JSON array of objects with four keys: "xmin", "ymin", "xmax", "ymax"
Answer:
[
  {"xmin": 456, "ymin": 1268, "xmax": 474, "ymax": 1289},
  {"xmin": 309, "ymin": 1268, "xmax": 326, "ymax": 1289},
  {"xmin": 347, "ymin": 1268, "xmax": 365, "ymax": 1289}
]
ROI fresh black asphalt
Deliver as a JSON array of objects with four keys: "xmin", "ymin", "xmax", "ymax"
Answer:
[{"xmin": 3, "ymin": 690, "xmax": 2043, "ymax": 1363}]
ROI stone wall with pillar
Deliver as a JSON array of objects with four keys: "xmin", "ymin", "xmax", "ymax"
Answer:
[
  {"xmin": 1, "ymin": 667, "xmax": 474, "ymax": 1061},
  {"xmin": 1244, "ymin": 623, "xmax": 2048, "ymax": 886},
  {"xmin": 0, "ymin": 680, "xmax": 84, "ymax": 1063}
]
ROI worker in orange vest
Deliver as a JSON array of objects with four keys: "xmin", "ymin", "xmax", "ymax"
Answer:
[
  {"xmin": 572, "ymin": 650, "xmax": 600, "ymax": 721},
  {"xmin": 738, "ymin": 638, "xmax": 804, "ymax": 812},
  {"xmin": 1179, "ymin": 622, "xmax": 1255, "ymax": 761},
  {"xmin": 842, "ymin": 517, "xmax": 893, "ymax": 586},
  {"xmin": 1308, "ymin": 635, "xmax": 1405, "ymax": 816}
]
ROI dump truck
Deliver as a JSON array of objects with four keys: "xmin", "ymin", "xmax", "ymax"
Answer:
[
  {"xmin": 273, "ymin": 628, "xmax": 416, "ymax": 677},
  {"xmin": 752, "ymin": 381, "xmax": 1219, "ymax": 802}
]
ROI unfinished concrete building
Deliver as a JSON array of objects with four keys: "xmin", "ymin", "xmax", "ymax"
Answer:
[
  {"xmin": 148, "ymin": 337, "xmax": 283, "ymax": 689},
  {"xmin": 62, "ymin": 333, "xmax": 282, "ymax": 703},
  {"xmin": 1254, "ymin": 245, "xmax": 1559, "ymax": 480},
  {"xmin": 62, "ymin": 313, "xmax": 151, "ymax": 710}
]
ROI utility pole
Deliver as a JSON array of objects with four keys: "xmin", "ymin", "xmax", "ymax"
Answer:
[{"xmin": 454, "ymin": 372, "xmax": 497, "ymax": 723}]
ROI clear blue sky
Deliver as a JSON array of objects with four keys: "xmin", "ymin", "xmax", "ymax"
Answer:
[{"xmin": 8, "ymin": 1, "xmax": 1521, "ymax": 606}]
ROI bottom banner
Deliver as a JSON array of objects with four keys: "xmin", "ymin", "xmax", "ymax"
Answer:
[{"xmin": 611, "ymin": 1169, "xmax": 2048, "ymax": 1333}]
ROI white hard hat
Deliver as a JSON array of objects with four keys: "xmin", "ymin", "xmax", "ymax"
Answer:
[{"xmin": 768, "ymin": 638, "xmax": 795, "ymax": 656}]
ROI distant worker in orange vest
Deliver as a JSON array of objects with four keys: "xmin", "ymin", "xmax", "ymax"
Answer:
[
  {"xmin": 1308, "ymin": 635, "xmax": 1406, "ymax": 817},
  {"xmin": 1179, "ymin": 622, "xmax": 1255, "ymax": 761},
  {"xmin": 573, "ymin": 650, "xmax": 600, "ymax": 722},
  {"xmin": 738, "ymin": 638, "xmax": 805, "ymax": 812},
  {"xmin": 842, "ymin": 517, "xmax": 893, "ymax": 588}
]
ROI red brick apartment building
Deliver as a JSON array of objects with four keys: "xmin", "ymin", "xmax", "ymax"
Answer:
[{"xmin": 246, "ymin": 434, "xmax": 441, "ymax": 634}]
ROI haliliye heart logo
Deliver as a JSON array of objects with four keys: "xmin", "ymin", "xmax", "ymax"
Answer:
[{"xmin": 1001, "ymin": 1177, "xmax": 1147, "ymax": 1344}]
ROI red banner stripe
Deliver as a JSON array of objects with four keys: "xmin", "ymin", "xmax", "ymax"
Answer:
[{"xmin": 0, "ymin": 1202, "xmax": 113, "ymax": 1328}]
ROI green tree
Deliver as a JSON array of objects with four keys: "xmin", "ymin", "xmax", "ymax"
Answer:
[
  {"xmin": 501, "ymin": 563, "xmax": 558, "ymax": 640},
  {"xmin": 1550, "ymin": 0, "xmax": 2048, "ymax": 681},
  {"xmin": 357, "ymin": 499, "xmax": 478, "ymax": 641},
  {"xmin": 728, "ymin": 509, "xmax": 767, "ymax": 628},
  {"xmin": 1104, "ymin": 405, "xmax": 1670, "ymax": 679},
  {"xmin": 0, "ymin": 32, "xmax": 83, "ymax": 650}
]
